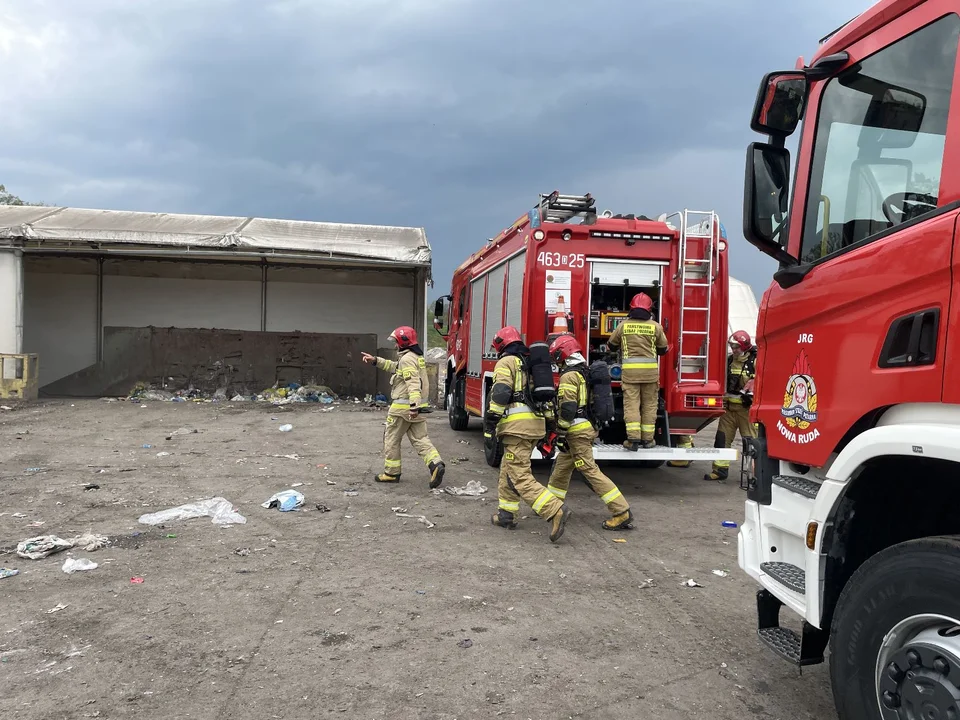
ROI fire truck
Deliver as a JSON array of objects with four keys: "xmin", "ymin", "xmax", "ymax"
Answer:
[
  {"xmin": 737, "ymin": 2, "xmax": 960, "ymax": 718},
  {"xmin": 432, "ymin": 191, "xmax": 740, "ymax": 469}
]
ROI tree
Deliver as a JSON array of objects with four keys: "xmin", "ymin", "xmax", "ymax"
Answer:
[{"xmin": 0, "ymin": 184, "xmax": 45, "ymax": 207}]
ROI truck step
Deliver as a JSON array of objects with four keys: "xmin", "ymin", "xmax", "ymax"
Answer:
[
  {"xmin": 530, "ymin": 444, "xmax": 740, "ymax": 462},
  {"xmin": 757, "ymin": 627, "xmax": 803, "ymax": 664},
  {"xmin": 760, "ymin": 561, "xmax": 805, "ymax": 594},
  {"xmin": 772, "ymin": 474, "xmax": 820, "ymax": 500}
]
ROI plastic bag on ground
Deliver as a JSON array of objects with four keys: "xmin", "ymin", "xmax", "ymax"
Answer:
[
  {"xmin": 261, "ymin": 490, "xmax": 305, "ymax": 512},
  {"xmin": 71, "ymin": 532, "xmax": 109, "ymax": 551},
  {"xmin": 17, "ymin": 535, "xmax": 74, "ymax": 560},
  {"xmin": 138, "ymin": 497, "xmax": 246, "ymax": 525},
  {"xmin": 62, "ymin": 558, "xmax": 98, "ymax": 574},
  {"xmin": 442, "ymin": 480, "xmax": 488, "ymax": 497}
]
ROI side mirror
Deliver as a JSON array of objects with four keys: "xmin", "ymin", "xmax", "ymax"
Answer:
[
  {"xmin": 432, "ymin": 295, "xmax": 451, "ymax": 339},
  {"xmin": 751, "ymin": 71, "xmax": 808, "ymax": 137},
  {"xmin": 743, "ymin": 142, "xmax": 797, "ymax": 265}
]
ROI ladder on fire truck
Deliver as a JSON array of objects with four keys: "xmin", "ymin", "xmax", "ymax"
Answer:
[
  {"xmin": 537, "ymin": 191, "xmax": 596, "ymax": 223},
  {"xmin": 664, "ymin": 210, "xmax": 718, "ymax": 384}
]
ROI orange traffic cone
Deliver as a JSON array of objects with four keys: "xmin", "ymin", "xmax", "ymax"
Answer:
[{"xmin": 552, "ymin": 296, "xmax": 569, "ymax": 334}]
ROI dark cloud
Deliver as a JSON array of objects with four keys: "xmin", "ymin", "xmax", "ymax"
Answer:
[{"xmin": 1, "ymin": 0, "xmax": 870, "ymax": 296}]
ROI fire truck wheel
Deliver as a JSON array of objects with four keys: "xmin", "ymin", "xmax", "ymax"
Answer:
[
  {"xmin": 829, "ymin": 535, "xmax": 960, "ymax": 720},
  {"xmin": 448, "ymin": 375, "xmax": 469, "ymax": 431},
  {"xmin": 484, "ymin": 432, "xmax": 504, "ymax": 467}
]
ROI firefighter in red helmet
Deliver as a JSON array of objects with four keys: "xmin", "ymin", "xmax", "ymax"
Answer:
[
  {"xmin": 545, "ymin": 334, "xmax": 634, "ymax": 530},
  {"xmin": 607, "ymin": 292, "xmax": 669, "ymax": 450},
  {"xmin": 362, "ymin": 326, "xmax": 445, "ymax": 488},
  {"xmin": 486, "ymin": 326, "xmax": 571, "ymax": 543},
  {"xmin": 705, "ymin": 330, "xmax": 757, "ymax": 482}
]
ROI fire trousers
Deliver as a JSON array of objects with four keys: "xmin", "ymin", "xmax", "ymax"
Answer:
[
  {"xmin": 711, "ymin": 404, "xmax": 756, "ymax": 470},
  {"xmin": 383, "ymin": 414, "xmax": 441, "ymax": 476},
  {"xmin": 622, "ymin": 381, "xmax": 658, "ymax": 442},
  {"xmin": 497, "ymin": 436, "xmax": 564, "ymax": 521},
  {"xmin": 667, "ymin": 435, "xmax": 694, "ymax": 468},
  {"xmin": 546, "ymin": 430, "xmax": 629, "ymax": 516}
]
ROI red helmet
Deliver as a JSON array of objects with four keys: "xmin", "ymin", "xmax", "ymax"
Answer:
[
  {"xmin": 729, "ymin": 330, "xmax": 752, "ymax": 352},
  {"xmin": 549, "ymin": 334, "xmax": 581, "ymax": 365},
  {"xmin": 630, "ymin": 293, "xmax": 653, "ymax": 311},
  {"xmin": 491, "ymin": 326, "xmax": 522, "ymax": 355},
  {"xmin": 389, "ymin": 326, "xmax": 418, "ymax": 350}
]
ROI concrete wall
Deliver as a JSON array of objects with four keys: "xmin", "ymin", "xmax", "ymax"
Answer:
[
  {"xmin": 0, "ymin": 250, "xmax": 24, "ymax": 354},
  {"xmin": 265, "ymin": 266, "xmax": 415, "ymax": 344},
  {"xmin": 22, "ymin": 256, "xmax": 97, "ymax": 383},
  {"xmin": 21, "ymin": 255, "xmax": 421, "ymax": 390}
]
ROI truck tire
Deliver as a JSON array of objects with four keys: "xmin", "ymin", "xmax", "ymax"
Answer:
[
  {"xmin": 482, "ymin": 391, "xmax": 504, "ymax": 468},
  {"xmin": 448, "ymin": 374, "xmax": 469, "ymax": 431},
  {"xmin": 829, "ymin": 535, "xmax": 960, "ymax": 720}
]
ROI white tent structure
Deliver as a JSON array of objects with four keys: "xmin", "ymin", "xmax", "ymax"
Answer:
[{"xmin": 728, "ymin": 277, "xmax": 760, "ymax": 343}]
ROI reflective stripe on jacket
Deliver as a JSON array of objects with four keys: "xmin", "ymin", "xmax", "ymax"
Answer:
[
  {"xmin": 608, "ymin": 319, "xmax": 667, "ymax": 384},
  {"xmin": 556, "ymin": 369, "xmax": 594, "ymax": 435},
  {"xmin": 489, "ymin": 355, "xmax": 547, "ymax": 440},
  {"xmin": 377, "ymin": 350, "xmax": 429, "ymax": 418}
]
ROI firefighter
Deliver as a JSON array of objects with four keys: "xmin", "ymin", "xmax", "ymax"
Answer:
[
  {"xmin": 606, "ymin": 292, "xmax": 669, "ymax": 450},
  {"xmin": 705, "ymin": 330, "xmax": 757, "ymax": 482},
  {"xmin": 361, "ymin": 326, "xmax": 445, "ymax": 488},
  {"xmin": 545, "ymin": 334, "xmax": 634, "ymax": 530},
  {"xmin": 667, "ymin": 435, "xmax": 694, "ymax": 468},
  {"xmin": 485, "ymin": 326, "xmax": 571, "ymax": 543}
]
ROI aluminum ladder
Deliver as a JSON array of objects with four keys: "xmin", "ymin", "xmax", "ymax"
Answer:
[
  {"xmin": 538, "ymin": 191, "xmax": 596, "ymax": 223},
  {"xmin": 666, "ymin": 209, "xmax": 718, "ymax": 384}
]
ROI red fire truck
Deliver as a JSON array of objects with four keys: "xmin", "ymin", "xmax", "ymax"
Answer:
[
  {"xmin": 737, "ymin": 2, "xmax": 960, "ymax": 718},
  {"xmin": 433, "ymin": 191, "xmax": 740, "ymax": 468}
]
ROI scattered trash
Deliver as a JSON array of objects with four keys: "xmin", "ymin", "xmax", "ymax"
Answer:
[
  {"xmin": 156, "ymin": 452, "xmax": 171, "ymax": 458},
  {"xmin": 164, "ymin": 534, "xmax": 177, "ymax": 539},
  {"xmin": 11, "ymin": 512, "xmax": 26, "ymax": 519},
  {"xmin": 391, "ymin": 506, "xmax": 408, "ymax": 513},
  {"xmin": 613, "ymin": 538, "xmax": 627, "ymax": 544},
  {"xmin": 457, "ymin": 639, "xmax": 473, "ymax": 649},
  {"xmin": 683, "ymin": 579, "xmax": 703, "ymax": 588},
  {"xmin": 84, "ymin": 484, "xmax": 100, "ymax": 491},
  {"xmin": 278, "ymin": 424, "xmax": 294, "ymax": 432},
  {"xmin": 27, "ymin": 521, "xmax": 45, "ymax": 529},
  {"xmin": 17, "ymin": 535, "xmax": 74, "ymax": 560},
  {"xmin": 343, "ymin": 490, "xmax": 359, "ymax": 497},
  {"xmin": 290, "ymin": 482, "xmax": 304, "ymax": 488},
  {"xmin": 261, "ymin": 490, "xmax": 305, "ymax": 512},
  {"xmin": 130, "ymin": 577, "xmax": 144, "ymax": 584},
  {"xmin": 325, "ymin": 480, "xmax": 336, "ymax": 486},
  {"xmin": 457, "ymin": 439, "xmax": 471, "ymax": 445},
  {"xmin": 415, "ymin": 590, "xmax": 426, "ymax": 595},
  {"xmin": 46, "ymin": 603, "xmax": 68, "ymax": 614},
  {"xmin": 712, "ymin": 570, "xmax": 729, "ymax": 578},
  {"xmin": 638, "ymin": 579, "xmax": 656, "ymax": 590},
  {"xmin": 230, "ymin": 394, "xmax": 246, "ymax": 402},
  {"xmin": 25, "ymin": 467, "xmax": 45, "ymax": 473},
  {"xmin": 0, "ymin": 568, "xmax": 19, "ymax": 579},
  {"xmin": 166, "ymin": 427, "xmax": 198, "ymax": 439},
  {"xmin": 234, "ymin": 548, "xmax": 250, "ymax": 557},
  {"xmin": 559, "ymin": 573, "xmax": 568, "ymax": 579},
  {"xmin": 141, "ymin": 444, "xmax": 153, "ymax": 449},
  {"xmin": 138, "ymin": 497, "xmax": 246, "ymax": 525},
  {"xmin": 271, "ymin": 454, "xmax": 302, "ymax": 461},
  {"xmin": 721, "ymin": 520, "xmax": 738, "ymax": 528},
  {"xmin": 0, "ymin": 405, "xmax": 11, "ymax": 411},
  {"xmin": 315, "ymin": 503, "xmax": 330, "ymax": 513},
  {"xmin": 463, "ymin": 595, "xmax": 473, "ymax": 600},
  {"xmin": 334, "ymin": 608, "xmax": 342, "ymax": 615},
  {"xmin": 393, "ymin": 509, "xmax": 435, "ymax": 528},
  {"xmin": 62, "ymin": 558, "xmax": 98, "ymax": 574},
  {"xmin": 440, "ymin": 480, "xmax": 487, "ymax": 497},
  {"xmin": 72, "ymin": 533, "xmax": 109, "ymax": 551}
]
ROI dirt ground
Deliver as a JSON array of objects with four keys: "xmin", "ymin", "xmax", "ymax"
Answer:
[{"xmin": 0, "ymin": 400, "xmax": 836, "ymax": 720}]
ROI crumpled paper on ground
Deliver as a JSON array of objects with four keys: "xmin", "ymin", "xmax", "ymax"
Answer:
[
  {"xmin": 138, "ymin": 497, "xmax": 246, "ymax": 525},
  {"xmin": 440, "ymin": 480, "xmax": 487, "ymax": 497}
]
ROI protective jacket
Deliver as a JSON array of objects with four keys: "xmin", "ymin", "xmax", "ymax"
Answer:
[
  {"xmin": 556, "ymin": 366, "xmax": 595, "ymax": 436},
  {"xmin": 376, "ymin": 350, "xmax": 429, "ymax": 418},
  {"xmin": 488, "ymin": 353, "xmax": 551, "ymax": 440},
  {"xmin": 607, "ymin": 313, "xmax": 668, "ymax": 384}
]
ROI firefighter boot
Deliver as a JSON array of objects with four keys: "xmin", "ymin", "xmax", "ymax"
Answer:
[
  {"xmin": 428, "ymin": 461, "xmax": 445, "ymax": 490},
  {"xmin": 704, "ymin": 466, "xmax": 728, "ymax": 482},
  {"xmin": 549, "ymin": 505, "xmax": 572, "ymax": 543},
  {"xmin": 491, "ymin": 510, "xmax": 518, "ymax": 529},
  {"xmin": 602, "ymin": 509, "xmax": 634, "ymax": 531},
  {"xmin": 375, "ymin": 473, "xmax": 401, "ymax": 483}
]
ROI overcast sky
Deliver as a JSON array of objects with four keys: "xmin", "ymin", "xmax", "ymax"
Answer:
[{"xmin": 1, "ymin": 0, "xmax": 871, "ymax": 297}]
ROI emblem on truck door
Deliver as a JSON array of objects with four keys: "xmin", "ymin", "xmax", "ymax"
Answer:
[{"xmin": 781, "ymin": 349, "xmax": 819, "ymax": 431}]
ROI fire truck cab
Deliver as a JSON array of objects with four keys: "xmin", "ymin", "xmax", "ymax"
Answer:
[
  {"xmin": 737, "ymin": 2, "xmax": 960, "ymax": 718},
  {"xmin": 433, "ymin": 191, "xmax": 740, "ymax": 468}
]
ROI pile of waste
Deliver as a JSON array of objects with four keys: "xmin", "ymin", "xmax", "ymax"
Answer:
[{"xmin": 124, "ymin": 381, "xmax": 379, "ymax": 407}]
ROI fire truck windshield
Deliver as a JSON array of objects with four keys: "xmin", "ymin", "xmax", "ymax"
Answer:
[{"xmin": 798, "ymin": 14, "xmax": 960, "ymax": 265}]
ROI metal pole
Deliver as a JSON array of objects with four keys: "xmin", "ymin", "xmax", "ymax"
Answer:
[
  {"xmin": 260, "ymin": 262, "xmax": 267, "ymax": 332},
  {"xmin": 96, "ymin": 257, "xmax": 104, "ymax": 362}
]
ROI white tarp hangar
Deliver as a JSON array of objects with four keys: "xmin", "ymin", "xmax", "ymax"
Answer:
[
  {"xmin": 0, "ymin": 206, "xmax": 432, "ymax": 396},
  {"xmin": 728, "ymin": 276, "xmax": 760, "ymax": 344}
]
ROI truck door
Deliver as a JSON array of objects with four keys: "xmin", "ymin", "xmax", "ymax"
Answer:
[{"xmin": 759, "ymin": 10, "xmax": 960, "ymax": 468}]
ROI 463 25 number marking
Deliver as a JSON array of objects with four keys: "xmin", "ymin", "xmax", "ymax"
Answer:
[{"xmin": 537, "ymin": 251, "xmax": 585, "ymax": 268}]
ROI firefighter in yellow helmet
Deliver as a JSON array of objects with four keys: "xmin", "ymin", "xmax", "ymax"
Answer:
[
  {"xmin": 362, "ymin": 326, "xmax": 445, "ymax": 488},
  {"xmin": 545, "ymin": 334, "xmax": 634, "ymax": 530},
  {"xmin": 485, "ymin": 326, "xmax": 571, "ymax": 543},
  {"xmin": 607, "ymin": 292, "xmax": 668, "ymax": 450},
  {"xmin": 705, "ymin": 330, "xmax": 757, "ymax": 482}
]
